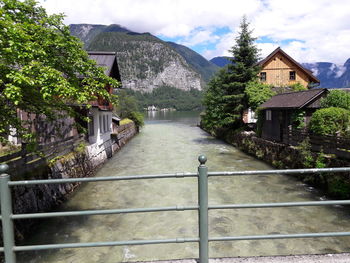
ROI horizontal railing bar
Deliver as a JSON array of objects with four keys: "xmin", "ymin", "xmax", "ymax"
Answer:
[
  {"xmin": 6, "ymin": 200, "xmax": 350, "ymax": 220},
  {"xmin": 12, "ymin": 205, "xmax": 199, "ymax": 219},
  {"xmin": 209, "ymin": 231, "xmax": 350, "ymax": 242},
  {"xmin": 13, "ymin": 237, "xmax": 199, "ymax": 251},
  {"xmin": 209, "ymin": 167, "xmax": 350, "ymax": 177},
  {"xmin": 8, "ymin": 172, "xmax": 197, "ymax": 186},
  {"xmin": 0, "ymin": 247, "xmax": 3, "ymax": 252},
  {"xmin": 209, "ymin": 200, "xmax": 350, "ymax": 210}
]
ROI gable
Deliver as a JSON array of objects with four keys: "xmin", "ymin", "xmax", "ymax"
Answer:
[
  {"xmin": 88, "ymin": 51, "xmax": 121, "ymax": 82},
  {"xmin": 259, "ymin": 47, "xmax": 320, "ymax": 85}
]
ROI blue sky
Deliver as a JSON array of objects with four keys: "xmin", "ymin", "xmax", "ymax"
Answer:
[{"xmin": 39, "ymin": 0, "xmax": 350, "ymax": 64}]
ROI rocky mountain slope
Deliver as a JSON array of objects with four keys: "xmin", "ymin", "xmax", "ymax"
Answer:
[
  {"xmin": 167, "ymin": 42, "xmax": 219, "ymax": 83},
  {"xmin": 70, "ymin": 24, "xmax": 206, "ymax": 92}
]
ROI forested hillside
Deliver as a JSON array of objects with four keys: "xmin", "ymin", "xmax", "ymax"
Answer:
[{"xmin": 124, "ymin": 86, "xmax": 203, "ymax": 111}]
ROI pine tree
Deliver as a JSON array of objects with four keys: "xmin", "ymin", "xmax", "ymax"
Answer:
[{"xmin": 222, "ymin": 16, "xmax": 260, "ymax": 128}]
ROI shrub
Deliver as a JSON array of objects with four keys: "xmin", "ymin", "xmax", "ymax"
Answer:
[
  {"xmin": 290, "ymin": 82, "xmax": 307, "ymax": 92},
  {"xmin": 309, "ymin": 107, "xmax": 350, "ymax": 136},
  {"xmin": 298, "ymin": 137, "xmax": 313, "ymax": 168},
  {"xmin": 321, "ymin": 90, "xmax": 350, "ymax": 110},
  {"xmin": 128, "ymin": 111, "xmax": 144, "ymax": 127}
]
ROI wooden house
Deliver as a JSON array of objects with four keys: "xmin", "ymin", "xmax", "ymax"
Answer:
[
  {"xmin": 258, "ymin": 47, "xmax": 320, "ymax": 89},
  {"xmin": 259, "ymin": 88, "xmax": 328, "ymax": 142},
  {"xmin": 243, "ymin": 47, "xmax": 320, "ymax": 124}
]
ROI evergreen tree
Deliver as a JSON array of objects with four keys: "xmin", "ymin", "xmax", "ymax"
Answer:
[
  {"xmin": 223, "ymin": 16, "xmax": 260, "ymax": 128},
  {"xmin": 202, "ymin": 16, "xmax": 260, "ymax": 130}
]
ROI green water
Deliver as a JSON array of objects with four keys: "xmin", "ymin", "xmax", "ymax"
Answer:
[{"xmin": 18, "ymin": 111, "xmax": 350, "ymax": 262}]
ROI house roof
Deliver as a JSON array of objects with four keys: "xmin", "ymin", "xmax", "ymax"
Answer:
[
  {"xmin": 258, "ymin": 47, "xmax": 320, "ymax": 84},
  {"xmin": 88, "ymin": 51, "xmax": 121, "ymax": 81},
  {"xmin": 260, "ymin": 88, "xmax": 328, "ymax": 109}
]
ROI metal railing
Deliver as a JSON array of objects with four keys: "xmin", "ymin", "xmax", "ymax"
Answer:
[{"xmin": 1, "ymin": 156, "xmax": 350, "ymax": 263}]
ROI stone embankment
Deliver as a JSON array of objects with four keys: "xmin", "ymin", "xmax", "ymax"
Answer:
[
  {"xmin": 201, "ymin": 125, "xmax": 350, "ymax": 200},
  {"xmin": 6, "ymin": 122, "xmax": 138, "ymax": 240}
]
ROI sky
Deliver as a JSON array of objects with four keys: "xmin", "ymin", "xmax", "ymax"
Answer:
[{"xmin": 39, "ymin": 0, "xmax": 350, "ymax": 65}]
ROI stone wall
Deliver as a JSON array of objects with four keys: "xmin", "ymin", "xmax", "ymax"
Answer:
[
  {"xmin": 224, "ymin": 130, "xmax": 350, "ymax": 199},
  {"xmin": 2, "ymin": 122, "xmax": 138, "ymax": 243},
  {"xmin": 201, "ymin": 124, "xmax": 350, "ymax": 200}
]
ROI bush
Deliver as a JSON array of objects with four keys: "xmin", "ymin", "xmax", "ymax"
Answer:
[
  {"xmin": 128, "ymin": 111, "xmax": 144, "ymax": 128},
  {"xmin": 309, "ymin": 107, "xmax": 350, "ymax": 136},
  {"xmin": 321, "ymin": 90, "xmax": 350, "ymax": 110}
]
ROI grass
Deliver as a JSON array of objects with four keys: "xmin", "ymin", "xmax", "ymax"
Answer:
[{"xmin": 120, "ymin": 118, "xmax": 133, "ymax": 125}]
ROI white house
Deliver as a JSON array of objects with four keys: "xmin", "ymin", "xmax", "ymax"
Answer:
[{"xmin": 86, "ymin": 51, "xmax": 121, "ymax": 145}]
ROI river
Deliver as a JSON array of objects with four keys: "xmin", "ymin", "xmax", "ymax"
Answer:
[{"xmin": 18, "ymin": 111, "xmax": 350, "ymax": 262}]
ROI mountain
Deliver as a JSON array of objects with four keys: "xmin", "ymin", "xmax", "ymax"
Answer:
[
  {"xmin": 70, "ymin": 24, "xmax": 207, "ymax": 92},
  {"xmin": 167, "ymin": 42, "xmax": 219, "ymax": 82},
  {"xmin": 210, "ymin": 56, "xmax": 233, "ymax": 67},
  {"xmin": 302, "ymin": 60, "xmax": 350, "ymax": 89},
  {"xmin": 70, "ymin": 24, "xmax": 131, "ymax": 48}
]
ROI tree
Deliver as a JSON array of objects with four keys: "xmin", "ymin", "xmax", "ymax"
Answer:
[
  {"xmin": 222, "ymin": 16, "xmax": 260, "ymax": 128},
  {"xmin": 0, "ymin": 0, "xmax": 119, "ymax": 144},
  {"xmin": 115, "ymin": 90, "xmax": 144, "ymax": 127},
  {"xmin": 202, "ymin": 16, "xmax": 260, "ymax": 130},
  {"xmin": 245, "ymin": 80, "xmax": 275, "ymax": 110},
  {"xmin": 201, "ymin": 68, "xmax": 227, "ymax": 131}
]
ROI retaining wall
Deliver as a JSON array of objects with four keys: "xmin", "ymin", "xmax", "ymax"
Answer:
[{"xmin": 3, "ymin": 122, "xmax": 138, "ymax": 243}]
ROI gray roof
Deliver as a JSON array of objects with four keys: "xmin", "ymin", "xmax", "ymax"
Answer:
[
  {"xmin": 260, "ymin": 88, "xmax": 328, "ymax": 109},
  {"xmin": 88, "ymin": 51, "xmax": 118, "ymax": 77}
]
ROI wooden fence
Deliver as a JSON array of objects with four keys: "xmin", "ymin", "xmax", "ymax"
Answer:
[
  {"xmin": 282, "ymin": 129, "xmax": 350, "ymax": 159},
  {"xmin": 0, "ymin": 136, "xmax": 83, "ymax": 175}
]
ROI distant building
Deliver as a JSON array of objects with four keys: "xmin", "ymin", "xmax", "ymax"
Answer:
[{"xmin": 258, "ymin": 47, "xmax": 320, "ymax": 89}]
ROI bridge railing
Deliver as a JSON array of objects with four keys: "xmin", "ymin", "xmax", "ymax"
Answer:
[{"xmin": 1, "ymin": 156, "xmax": 350, "ymax": 263}]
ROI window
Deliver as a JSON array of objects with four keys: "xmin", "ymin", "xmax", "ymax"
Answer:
[
  {"xmin": 103, "ymin": 115, "xmax": 106, "ymax": 133},
  {"xmin": 260, "ymin": 72, "xmax": 266, "ymax": 81},
  {"xmin": 107, "ymin": 115, "xmax": 111, "ymax": 131},
  {"xmin": 99, "ymin": 115, "xmax": 102, "ymax": 133},
  {"xmin": 266, "ymin": 110, "xmax": 272, "ymax": 121},
  {"xmin": 88, "ymin": 116, "xmax": 94, "ymax": 136},
  {"xmin": 289, "ymin": 71, "xmax": 296, "ymax": 80}
]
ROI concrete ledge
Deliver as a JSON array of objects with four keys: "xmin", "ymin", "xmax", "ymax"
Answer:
[{"xmin": 138, "ymin": 253, "xmax": 350, "ymax": 263}]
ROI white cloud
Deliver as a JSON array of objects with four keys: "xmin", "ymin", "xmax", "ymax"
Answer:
[{"xmin": 38, "ymin": 0, "xmax": 350, "ymax": 64}]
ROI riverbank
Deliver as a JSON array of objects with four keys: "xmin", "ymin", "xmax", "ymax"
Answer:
[
  {"xmin": 2, "ymin": 122, "xmax": 138, "ymax": 244},
  {"xmin": 201, "ymin": 125, "xmax": 350, "ymax": 199}
]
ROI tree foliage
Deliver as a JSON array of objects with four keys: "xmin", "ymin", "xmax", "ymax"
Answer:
[
  {"xmin": 309, "ymin": 107, "xmax": 350, "ymax": 136},
  {"xmin": 115, "ymin": 90, "xmax": 144, "ymax": 127},
  {"xmin": 201, "ymin": 68, "xmax": 227, "ymax": 131},
  {"xmin": 320, "ymin": 90, "xmax": 350, "ymax": 110},
  {"xmin": 0, "ymin": 0, "xmax": 119, "ymax": 143},
  {"xmin": 202, "ymin": 16, "xmax": 260, "ymax": 130},
  {"xmin": 245, "ymin": 81, "xmax": 275, "ymax": 110}
]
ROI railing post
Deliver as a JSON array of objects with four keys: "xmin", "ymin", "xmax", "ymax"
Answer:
[
  {"xmin": 0, "ymin": 164, "xmax": 16, "ymax": 263},
  {"xmin": 198, "ymin": 155, "xmax": 208, "ymax": 263}
]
